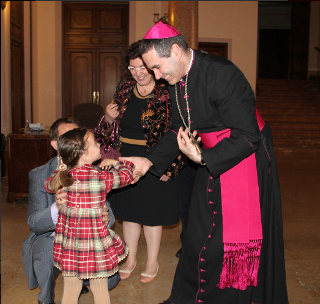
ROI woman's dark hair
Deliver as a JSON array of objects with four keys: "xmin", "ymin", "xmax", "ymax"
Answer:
[
  {"xmin": 50, "ymin": 128, "xmax": 88, "ymax": 191},
  {"xmin": 140, "ymin": 35, "xmax": 189, "ymax": 58},
  {"xmin": 125, "ymin": 40, "xmax": 142, "ymax": 67},
  {"xmin": 125, "ymin": 40, "xmax": 143, "ymax": 79}
]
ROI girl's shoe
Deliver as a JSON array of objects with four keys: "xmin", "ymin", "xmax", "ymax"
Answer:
[
  {"xmin": 119, "ymin": 261, "xmax": 136, "ymax": 280},
  {"xmin": 140, "ymin": 263, "xmax": 159, "ymax": 283}
]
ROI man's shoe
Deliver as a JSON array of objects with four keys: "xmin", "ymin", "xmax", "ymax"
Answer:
[
  {"xmin": 159, "ymin": 299, "xmax": 175, "ymax": 304},
  {"xmin": 80, "ymin": 286, "xmax": 89, "ymax": 294},
  {"xmin": 175, "ymin": 248, "xmax": 182, "ymax": 258}
]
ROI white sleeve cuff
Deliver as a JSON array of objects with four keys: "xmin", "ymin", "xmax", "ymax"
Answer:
[{"xmin": 50, "ymin": 203, "xmax": 59, "ymax": 225}]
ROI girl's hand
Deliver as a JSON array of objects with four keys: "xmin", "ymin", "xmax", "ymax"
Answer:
[
  {"xmin": 105, "ymin": 103, "xmax": 119, "ymax": 124},
  {"xmin": 160, "ymin": 174, "xmax": 170, "ymax": 182},
  {"xmin": 55, "ymin": 188, "xmax": 67, "ymax": 207},
  {"xmin": 100, "ymin": 158, "xmax": 118, "ymax": 170}
]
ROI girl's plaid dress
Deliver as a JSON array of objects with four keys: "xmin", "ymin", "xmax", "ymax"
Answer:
[{"xmin": 45, "ymin": 161, "xmax": 134, "ymax": 279}]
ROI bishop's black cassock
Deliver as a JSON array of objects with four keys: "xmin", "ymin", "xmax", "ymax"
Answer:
[{"xmin": 147, "ymin": 50, "xmax": 288, "ymax": 304}]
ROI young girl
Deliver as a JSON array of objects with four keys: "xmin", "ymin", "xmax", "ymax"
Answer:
[{"xmin": 45, "ymin": 128, "xmax": 134, "ymax": 304}]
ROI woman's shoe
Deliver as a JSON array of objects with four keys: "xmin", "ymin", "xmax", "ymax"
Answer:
[
  {"xmin": 119, "ymin": 261, "xmax": 136, "ymax": 280},
  {"xmin": 140, "ymin": 263, "xmax": 159, "ymax": 283}
]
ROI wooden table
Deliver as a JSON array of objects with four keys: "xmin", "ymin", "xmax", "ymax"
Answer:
[{"xmin": 7, "ymin": 131, "xmax": 55, "ymax": 202}]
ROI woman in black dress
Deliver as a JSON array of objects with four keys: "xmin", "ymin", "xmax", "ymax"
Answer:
[{"xmin": 94, "ymin": 41, "xmax": 184, "ymax": 283}]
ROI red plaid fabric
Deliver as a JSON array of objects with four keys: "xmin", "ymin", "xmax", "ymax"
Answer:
[{"xmin": 46, "ymin": 161, "xmax": 134, "ymax": 279}]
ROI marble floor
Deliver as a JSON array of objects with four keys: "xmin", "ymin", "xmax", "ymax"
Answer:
[{"xmin": 1, "ymin": 150, "xmax": 320, "ymax": 304}]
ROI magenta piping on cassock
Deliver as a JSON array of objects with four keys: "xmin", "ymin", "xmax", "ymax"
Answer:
[{"xmin": 169, "ymin": 129, "xmax": 178, "ymax": 135}]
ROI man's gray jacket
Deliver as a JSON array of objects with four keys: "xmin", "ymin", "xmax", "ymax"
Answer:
[{"xmin": 22, "ymin": 157, "xmax": 57, "ymax": 289}]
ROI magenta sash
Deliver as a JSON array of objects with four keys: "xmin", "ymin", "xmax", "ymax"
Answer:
[{"xmin": 198, "ymin": 110, "xmax": 264, "ymax": 290}]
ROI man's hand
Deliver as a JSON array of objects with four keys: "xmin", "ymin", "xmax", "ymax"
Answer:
[
  {"xmin": 55, "ymin": 188, "xmax": 67, "ymax": 208},
  {"xmin": 101, "ymin": 204, "xmax": 109, "ymax": 226},
  {"xmin": 177, "ymin": 127, "xmax": 201, "ymax": 164},
  {"xmin": 119, "ymin": 156, "xmax": 152, "ymax": 184}
]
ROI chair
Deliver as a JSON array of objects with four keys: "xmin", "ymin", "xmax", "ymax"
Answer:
[{"xmin": 73, "ymin": 103, "xmax": 104, "ymax": 130}]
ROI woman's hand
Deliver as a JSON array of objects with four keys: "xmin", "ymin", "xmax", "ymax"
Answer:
[
  {"xmin": 105, "ymin": 103, "xmax": 120, "ymax": 124},
  {"xmin": 160, "ymin": 174, "xmax": 170, "ymax": 182},
  {"xmin": 100, "ymin": 158, "xmax": 118, "ymax": 170},
  {"xmin": 55, "ymin": 188, "xmax": 67, "ymax": 208}
]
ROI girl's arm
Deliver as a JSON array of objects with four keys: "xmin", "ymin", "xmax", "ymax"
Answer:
[{"xmin": 103, "ymin": 160, "xmax": 135, "ymax": 190}]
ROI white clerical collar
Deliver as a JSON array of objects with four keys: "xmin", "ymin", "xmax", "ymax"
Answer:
[{"xmin": 179, "ymin": 48, "xmax": 194, "ymax": 82}]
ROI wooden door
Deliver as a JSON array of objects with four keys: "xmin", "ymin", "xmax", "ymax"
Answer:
[
  {"xmin": 64, "ymin": 49, "xmax": 95, "ymax": 115},
  {"xmin": 10, "ymin": 1, "xmax": 25, "ymax": 131},
  {"xmin": 98, "ymin": 49, "xmax": 125, "ymax": 106},
  {"xmin": 63, "ymin": 2, "xmax": 129, "ymax": 117}
]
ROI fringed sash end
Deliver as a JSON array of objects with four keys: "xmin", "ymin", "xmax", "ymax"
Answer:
[{"xmin": 217, "ymin": 240, "xmax": 262, "ymax": 290}]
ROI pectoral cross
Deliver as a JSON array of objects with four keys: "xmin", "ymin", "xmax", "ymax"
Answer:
[{"xmin": 189, "ymin": 133, "xmax": 201, "ymax": 155}]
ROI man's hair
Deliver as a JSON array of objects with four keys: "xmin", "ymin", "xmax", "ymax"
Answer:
[
  {"xmin": 49, "ymin": 117, "xmax": 77, "ymax": 141},
  {"xmin": 140, "ymin": 35, "xmax": 189, "ymax": 58}
]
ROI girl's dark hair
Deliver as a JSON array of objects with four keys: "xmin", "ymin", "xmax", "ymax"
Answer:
[
  {"xmin": 51, "ymin": 128, "xmax": 88, "ymax": 191},
  {"xmin": 140, "ymin": 35, "xmax": 189, "ymax": 58}
]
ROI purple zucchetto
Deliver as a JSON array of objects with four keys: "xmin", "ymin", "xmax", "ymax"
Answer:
[{"xmin": 144, "ymin": 21, "xmax": 180, "ymax": 39}]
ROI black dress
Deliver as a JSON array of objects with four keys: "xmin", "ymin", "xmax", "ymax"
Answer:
[
  {"xmin": 109, "ymin": 90, "xmax": 179, "ymax": 226},
  {"xmin": 147, "ymin": 51, "xmax": 288, "ymax": 304}
]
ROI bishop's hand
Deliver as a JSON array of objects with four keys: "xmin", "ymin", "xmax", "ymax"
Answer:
[
  {"xmin": 118, "ymin": 156, "xmax": 152, "ymax": 184},
  {"xmin": 177, "ymin": 127, "xmax": 202, "ymax": 164}
]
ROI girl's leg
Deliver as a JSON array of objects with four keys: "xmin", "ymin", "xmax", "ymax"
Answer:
[
  {"xmin": 90, "ymin": 278, "xmax": 110, "ymax": 304},
  {"xmin": 61, "ymin": 276, "xmax": 82, "ymax": 304},
  {"xmin": 142, "ymin": 225, "xmax": 162, "ymax": 276},
  {"xmin": 120, "ymin": 221, "xmax": 141, "ymax": 279}
]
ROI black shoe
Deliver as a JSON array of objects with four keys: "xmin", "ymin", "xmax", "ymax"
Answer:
[
  {"xmin": 175, "ymin": 248, "xmax": 182, "ymax": 258},
  {"xmin": 80, "ymin": 286, "xmax": 89, "ymax": 294},
  {"xmin": 159, "ymin": 299, "xmax": 175, "ymax": 304}
]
